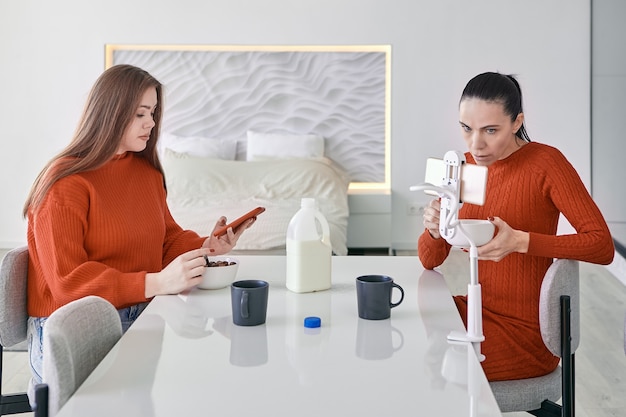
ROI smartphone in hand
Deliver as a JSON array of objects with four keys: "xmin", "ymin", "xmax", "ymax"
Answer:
[{"xmin": 213, "ymin": 207, "xmax": 265, "ymax": 237}]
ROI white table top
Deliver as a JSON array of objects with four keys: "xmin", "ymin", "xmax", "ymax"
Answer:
[{"xmin": 55, "ymin": 255, "xmax": 502, "ymax": 416}]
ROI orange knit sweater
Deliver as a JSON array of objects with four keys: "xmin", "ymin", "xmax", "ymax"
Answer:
[
  {"xmin": 418, "ymin": 142, "xmax": 614, "ymax": 381},
  {"xmin": 27, "ymin": 152, "xmax": 205, "ymax": 317}
]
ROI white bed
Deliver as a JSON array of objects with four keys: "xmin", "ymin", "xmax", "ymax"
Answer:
[
  {"xmin": 109, "ymin": 45, "xmax": 391, "ymax": 252},
  {"xmin": 161, "ymin": 148, "xmax": 350, "ymax": 255}
]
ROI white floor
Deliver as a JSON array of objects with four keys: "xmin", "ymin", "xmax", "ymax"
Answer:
[{"xmin": 2, "ymin": 249, "xmax": 626, "ymax": 416}]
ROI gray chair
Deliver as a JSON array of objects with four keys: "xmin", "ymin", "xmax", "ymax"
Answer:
[
  {"xmin": 490, "ymin": 259, "xmax": 579, "ymax": 417},
  {"xmin": 0, "ymin": 246, "xmax": 32, "ymax": 415},
  {"xmin": 42, "ymin": 295, "xmax": 122, "ymax": 416}
]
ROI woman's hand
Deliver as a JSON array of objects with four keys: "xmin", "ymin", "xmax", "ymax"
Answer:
[
  {"xmin": 145, "ymin": 248, "xmax": 210, "ymax": 298},
  {"xmin": 202, "ymin": 216, "xmax": 256, "ymax": 255},
  {"xmin": 476, "ymin": 216, "xmax": 529, "ymax": 261},
  {"xmin": 423, "ymin": 199, "xmax": 442, "ymax": 239}
]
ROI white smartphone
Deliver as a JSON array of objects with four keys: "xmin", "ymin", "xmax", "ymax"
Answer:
[{"xmin": 423, "ymin": 157, "xmax": 488, "ymax": 205}]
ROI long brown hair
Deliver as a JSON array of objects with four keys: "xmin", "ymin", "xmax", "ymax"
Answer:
[{"xmin": 23, "ymin": 65, "xmax": 164, "ymax": 217}]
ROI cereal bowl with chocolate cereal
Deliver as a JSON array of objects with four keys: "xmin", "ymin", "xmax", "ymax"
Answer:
[{"xmin": 198, "ymin": 256, "xmax": 239, "ymax": 290}]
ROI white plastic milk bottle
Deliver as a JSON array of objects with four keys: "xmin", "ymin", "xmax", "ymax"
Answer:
[{"xmin": 286, "ymin": 198, "xmax": 332, "ymax": 293}]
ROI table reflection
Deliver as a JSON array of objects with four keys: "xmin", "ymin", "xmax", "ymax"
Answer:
[
  {"xmin": 418, "ymin": 269, "xmax": 485, "ymax": 417},
  {"xmin": 212, "ymin": 316, "xmax": 269, "ymax": 367},
  {"xmin": 442, "ymin": 341, "xmax": 483, "ymax": 417},
  {"xmin": 285, "ymin": 290, "xmax": 332, "ymax": 385},
  {"xmin": 355, "ymin": 318, "xmax": 404, "ymax": 360}
]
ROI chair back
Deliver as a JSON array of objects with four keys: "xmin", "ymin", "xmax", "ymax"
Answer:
[
  {"xmin": 539, "ymin": 259, "xmax": 580, "ymax": 357},
  {"xmin": 0, "ymin": 246, "xmax": 32, "ymax": 414},
  {"xmin": 42, "ymin": 295, "xmax": 122, "ymax": 416},
  {"xmin": 0, "ymin": 246, "xmax": 29, "ymax": 348}
]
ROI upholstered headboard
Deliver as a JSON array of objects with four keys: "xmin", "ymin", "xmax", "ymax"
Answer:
[{"xmin": 105, "ymin": 44, "xmax": 390, "ymax": 190}]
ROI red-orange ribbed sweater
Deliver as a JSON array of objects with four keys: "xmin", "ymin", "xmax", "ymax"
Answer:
[
  {"xmin": 418, "ymin": 142, "xmax": 614, "ymax": 381},
  {"xmin": 27, "ymin": 152, "xmax": 205, "ymax": 317}
]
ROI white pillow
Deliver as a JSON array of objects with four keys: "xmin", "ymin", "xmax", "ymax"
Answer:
[
  {"xmin": 161, "ymin": 150, "xmax": 350, "ymax": 255},
  {"xmin": 246, "ymin": 130, "xmax": 324, "ymax": 161},
  {"xmin": 158, "ymin": 132, "xmax": 237, "ymax": 160}
]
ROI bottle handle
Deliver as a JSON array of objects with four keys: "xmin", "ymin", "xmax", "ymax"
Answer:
[{"xmin": 314, "ymin": 211, "xmax": 331, "ymax": 246}]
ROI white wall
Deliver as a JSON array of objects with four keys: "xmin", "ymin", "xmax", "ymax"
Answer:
[
  {"xmin": 0, "ymin": 0, "xmax": 591, "ymax": 250},
  {"xmin": 592, "ymin": 0, "xmax": 626, "ymax": 233}
]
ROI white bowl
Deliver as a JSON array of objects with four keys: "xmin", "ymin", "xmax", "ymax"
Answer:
[
  {"xmin": 198, "ymin": 257, "xmax": 239, "ymax": 290},
  {"xmin": 444, "ymin": 220, "xmax": 495, "ymax": 247}
]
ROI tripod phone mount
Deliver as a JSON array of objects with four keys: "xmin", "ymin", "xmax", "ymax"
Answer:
[{"xmin": 410, "ymin": 150, "xmax": 491, "ymax": 361}]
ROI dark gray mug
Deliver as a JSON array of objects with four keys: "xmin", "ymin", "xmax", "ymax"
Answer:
[
  {"xmin": 231, "ymin": 280, "xmax": 269, "ymax": 326},
  {"xmin": 356, "ymin": 275, "xmax": 404, "ymax": 320}
]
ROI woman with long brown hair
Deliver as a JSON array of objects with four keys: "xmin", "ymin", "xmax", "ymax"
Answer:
[{"xmin": 24, "ymin": 65, "xmax": 254, "ymax": 393}]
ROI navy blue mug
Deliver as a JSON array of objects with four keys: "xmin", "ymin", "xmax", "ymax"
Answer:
[
  {"xmin": 356, "ymin": 275, "xmax": 404, "ymax": 320},
  {"xmin": 231, "ymin": 280, "xmax": 269, "ymax": 326}
]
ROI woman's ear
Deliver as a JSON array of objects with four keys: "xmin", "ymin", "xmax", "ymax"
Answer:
[{"xmin": 513, "ymin": 112, "xmax": 524, "ymax": 135}]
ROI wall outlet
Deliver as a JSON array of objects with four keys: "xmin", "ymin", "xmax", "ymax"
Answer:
[{"xmin": 407, "ymin": 202, "xmax": 426, "ymax": 216}]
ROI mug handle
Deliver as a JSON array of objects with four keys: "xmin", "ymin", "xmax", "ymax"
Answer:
[
  {"xmin": 390, "ymin": 283, "xmax": 404, "ymax": 308},
  {"xmin": 241, "ymin": 291, "xmax": 249, "ymax": 318},
  {"xmin": 391, "ymin": 326, "xmax": 405, "ymax": 352}
]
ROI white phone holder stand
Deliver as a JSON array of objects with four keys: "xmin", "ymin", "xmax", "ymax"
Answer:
[{"xmin": 410, "ymin": 150, "xmax": 491, "ymax": 361}]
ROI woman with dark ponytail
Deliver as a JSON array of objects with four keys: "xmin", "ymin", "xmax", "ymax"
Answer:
[{"xmin": 418, "ymin": 72, "xmax": 613, "ymax": 381}]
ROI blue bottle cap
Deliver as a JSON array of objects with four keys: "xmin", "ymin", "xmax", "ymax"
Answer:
[{"xmin": 304, "ymin": 316, "xmax": 321, "ymax": 328}]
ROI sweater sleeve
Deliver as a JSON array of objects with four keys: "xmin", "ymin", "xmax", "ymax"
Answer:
[
  {"xmin": 417, "ymin": 229, "xmax": 452, "ymax": 270},
  {"xmin": 30, "ymin": 198, "xmax": 149, "ymax": 310},
  {"xmin": 161, "ymin": 203, "xmax": 205, "ymax": 267},
  {"xmin": 525, "ymin": 149, "xmax": 614, "ymax": 264}
]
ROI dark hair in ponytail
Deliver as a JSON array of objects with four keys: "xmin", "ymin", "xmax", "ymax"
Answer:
[{"xmin": 460, "ymin": 72, "xmax": 531, "ymax": 142}]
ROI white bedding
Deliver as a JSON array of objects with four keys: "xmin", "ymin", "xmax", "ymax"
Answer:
[{"xmin": 161, "ymin": 150, "xmax": 350, "ymax": 255}]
